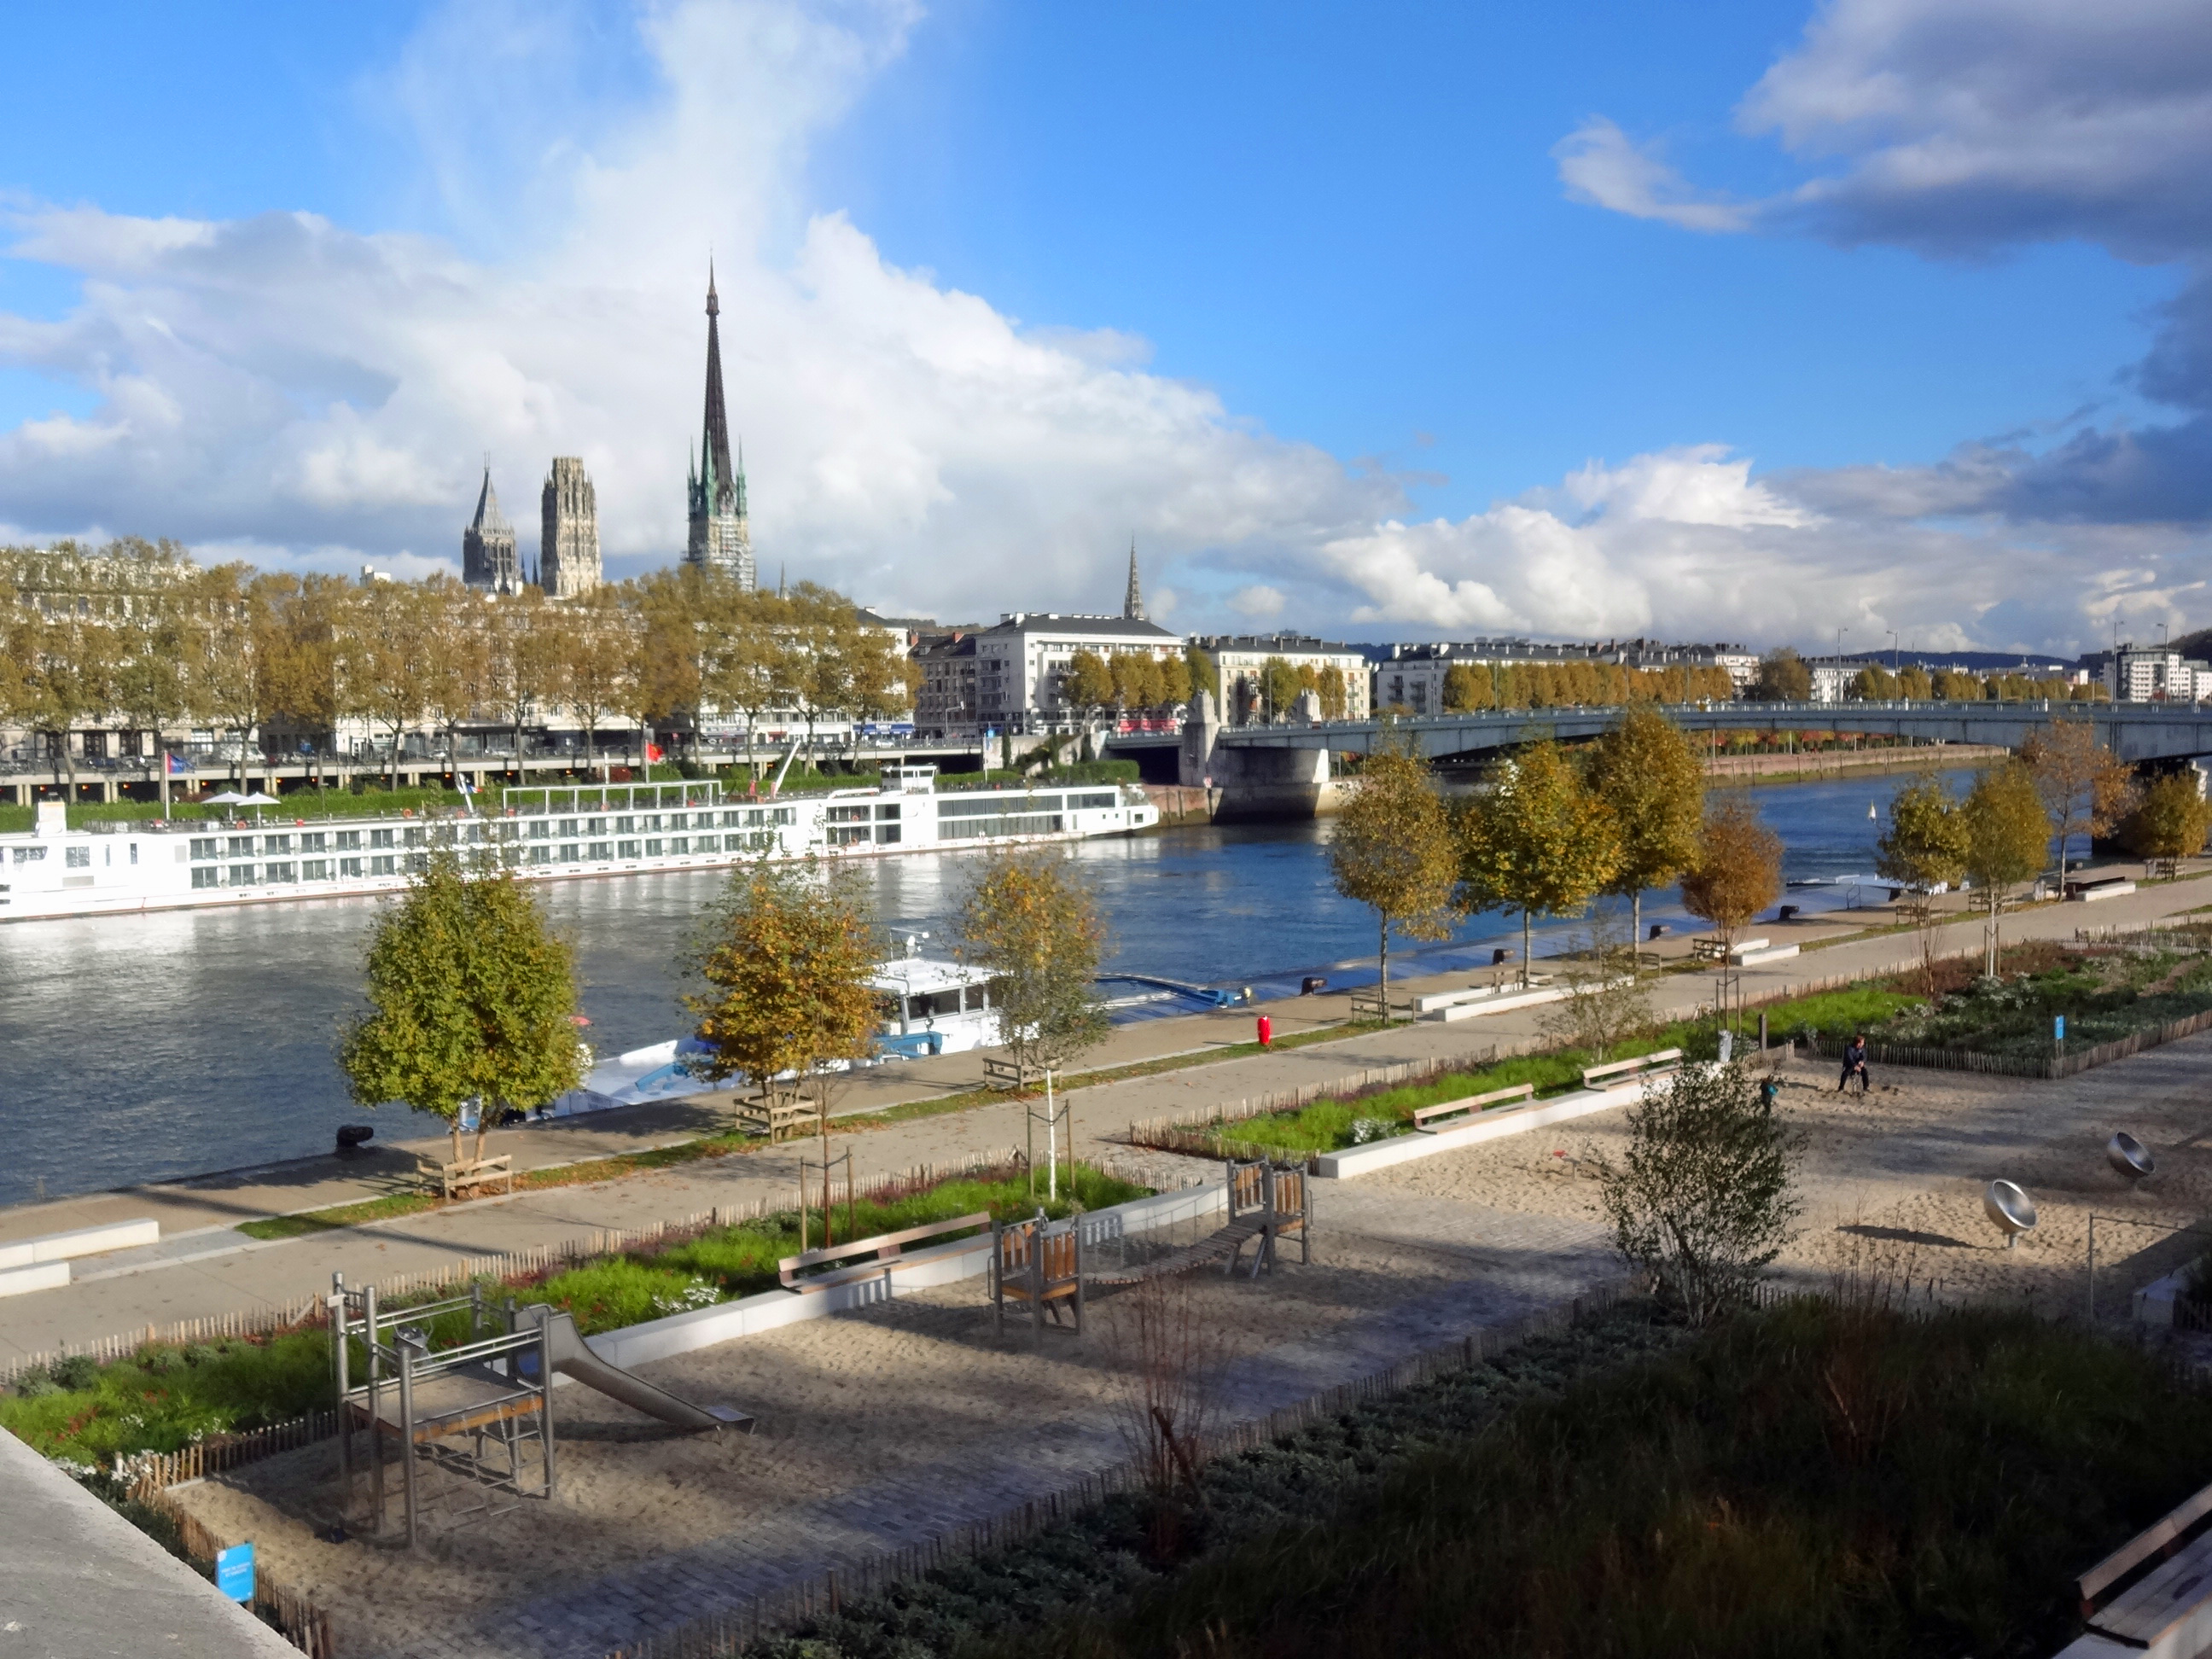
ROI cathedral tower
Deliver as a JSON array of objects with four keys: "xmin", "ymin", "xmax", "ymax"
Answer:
[
  {"xmin": 1123, "ymin": 538, "xmax": 1144, "ymax": 622},
  {"xmin": 686, "ymin": 268, "xmax": 755, "ymax": 588},
  {"xmin": 540, "ymin": 457, "xmax": 602, "ymax": 598},
  {"xmin": 462, "ymin": 467, "xmax": 521, "ymax": 594}
]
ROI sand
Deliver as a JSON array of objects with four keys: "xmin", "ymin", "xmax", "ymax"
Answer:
[
  {"xmin": 1369, "ymin": 1033, "xmax": 2212, "ymax": 1313},
  {"xmin": 170, "ymin": 1203, "xmax": 1520, "ymax": 1658}
]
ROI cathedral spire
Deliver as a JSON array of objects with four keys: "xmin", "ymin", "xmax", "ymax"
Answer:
[
  {"xmin": 686, "ymin": 263, "xmax": 755, "ymax": 588},
  {"xmin": 700, "ymin": 267, "xmax": 734, "ymax": 500},
  {"xmin": 1123, "ymin": 538, "xmax": 1144, "ymax": 622}
]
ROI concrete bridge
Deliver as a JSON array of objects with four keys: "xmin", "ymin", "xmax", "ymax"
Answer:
[{"xmin": 1109, "ymin": 698, "xmax": 2212, "ymax": 818}]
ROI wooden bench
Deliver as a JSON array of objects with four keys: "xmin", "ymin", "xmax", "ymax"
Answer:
[
  {"xmin": 777, "ymin": 1211, "xmax": 992, "ymax": 1294},
  {"xmin": 1412, "ymin": 1084, "xmax": 1534, "ymax": 1132},
  {"xmin": 1350, "ymin": 991, "xmax": 1417, "ymax": 1021},
  {"xmin": 2077, "ymin": 1476, "xmax": 2212, "ymax": 1648},
  {"xmin": 991, "ymin": 1214, "xmax": 1083, "ymax": 1338},
  {"xmin": 1581, "ymin": 1049, "xmax": 1684, "ymax": 1092},
  {"xmin": 439, "ymin": 1155, "xmax": 512, "ymax": 1200},
  {"xmin": 735, "ymin": 1092, "xmax": 813, "ymax": 1142}
]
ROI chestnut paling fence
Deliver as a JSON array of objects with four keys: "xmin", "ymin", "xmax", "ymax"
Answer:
[
  {"xmin": 143, "ymin": 1487, "xmax": 336, "ymax": 1656},
  {"xmin": 1125, "ymin": 1048, "xmax": 1505, "ymax": 1163}
]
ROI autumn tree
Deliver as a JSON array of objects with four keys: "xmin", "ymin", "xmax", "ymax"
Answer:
[
  {"xmin": 1184, "ymin": 645, "xmax": 1220, "ymax": 709},
  {"xmin": 959, "ymin": 844, "xmax": 1109, "ymax": 1083},
  {"xmin": 1457, "ymin": 738, "xmax": 1621, "ymax": 987},
  {"xmin": 1584, "ymin": 707, "xmax": 1704, "ymax": 969},
  {"xmin": 1329, "ymin": 744, "xmax": 1460, "ymax": 1022},
  {"xmin": 1679, "ymin": 795, "xmax": 1784, "ymax": 992},
  {"xmin": 1876, "ymin": 772, "xmax": 1970, "ymax": 993},
  {"xmin": 338, "ymin": 853, "xmax": 584, "ymax": 1166},
  {"xmin": 2022, "ymin": 719, "xmax": 2136, "ymax": 891},
  {"xmin": 1442, "ymin": 662, "xmax": 1487, "ymax": 713},
  {"xmin": 1064, "ymin": 649, "xmax": 1115, "ymax": 724},
  {"xmin": 688, "ymin": 858, "xmax": 881, "ymax": 1194},
  {"xmin": 1898, "ymin": 665, "xmax": 1933, "ymax": 699},
  {"xmin": 1960, "ymin": 759, "xmax": 2055, "ymax": 976},
  {"xmin": 1156, "ymin": 650, "xmax": 1194, "ymax": 712},
  {"xmin": 1751, "ymin": 648, "xmax": 1812, "ymax": 701},
  {"xmin": 559, "ymin": 585, "xmax": 639, "ymax": 781},
  {"xmin": 334, "ymin": 575, "xmax": 434, "ymax": 788},
  {"xmin": 485, "ymin": 585, "xmax": 561, "ymax": 767},
  {"xmin": 2123, "ymin": 772, "xmax": 2212, "ymax": 878},
  {"xmin": 1314, "ymin": 664, "xmax": 1349, "ymax": 719}
]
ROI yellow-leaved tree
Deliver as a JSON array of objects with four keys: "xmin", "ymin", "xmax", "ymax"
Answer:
[
  {"xmin": 1329, "ymin": 743, "xmax": 1460, "ymax": 1022},
  {"xmin": 1457, "ymin": 739, "xmax": 1621, "ymax": 987}
]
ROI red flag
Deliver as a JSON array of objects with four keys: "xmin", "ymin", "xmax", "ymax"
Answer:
[{"xmin": 645, "ymin": 742, "xmax": 664, "ymax": 762}]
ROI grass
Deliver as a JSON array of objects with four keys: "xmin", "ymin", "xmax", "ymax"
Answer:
[{"xmin": 11, "ymin": 1165, "xmax": 1147, "ymax": 1464}]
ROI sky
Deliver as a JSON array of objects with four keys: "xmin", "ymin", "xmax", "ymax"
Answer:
[{"xmin": 1, "ymin": 0, "xmax": 2208, "ymax": 656}]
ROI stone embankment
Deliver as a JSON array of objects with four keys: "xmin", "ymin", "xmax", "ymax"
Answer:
[{"xmin": 1701, "ymin": 742, "xmax": 2009, "ymax": 783}]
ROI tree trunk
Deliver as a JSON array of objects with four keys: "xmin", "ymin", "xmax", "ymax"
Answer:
[
  {"xmin": 1631, "ymin": 890, "xmax": 1642, "ymax": 979},
  {"xmin": 1377, "ymin": 916, "xmax": 1390, "ymax": 1026},
  {"xmin": 1522, "ymin": 910, "xmax": 1533, "ymax": 989}
]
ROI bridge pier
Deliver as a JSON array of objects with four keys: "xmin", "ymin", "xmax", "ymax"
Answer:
[{"xmin": 1179, "ymin": 694, "xmax": 1342, "ymax": 820}]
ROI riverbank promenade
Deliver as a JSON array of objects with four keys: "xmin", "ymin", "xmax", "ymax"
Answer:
[{"xmin": 3, "ymin": 869, "xmax": 2207, "ymax": 1364}]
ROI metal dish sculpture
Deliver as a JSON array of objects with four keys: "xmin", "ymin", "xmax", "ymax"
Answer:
[
  {"xmin": 2107, "ymin": 1132, "xmax": 2155, "ymax": 1183},
  {"xmin": 1984, "ymin": 1180, "xmax": 2038, "ymax": 1249}
]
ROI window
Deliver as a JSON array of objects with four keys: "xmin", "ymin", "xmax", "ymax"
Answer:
[
  {"xmin": 1070, "ymin": 792, "xmax": 1116, "ymax": 810},
  {"xmin": 65, "ymin": 846, "xmax": 90, "ymax": 869},
  {"xmin": 963, "ymin": 985, "xmax": 989, "ymax": 1012},
  {"xmin": 618, "ymin": 840, "xmax": 641, "ymax": 858},
  {"xmin": 642, "ymin": 814, "xmax": 662, "ymax": 831},
  {"xmin": 557, "ymin": 818, "xmax": 579, "ymax": 837},
  {"xmin": 190, "ymin": 867, "xmax": 219, "ymax": 889},
  {"xmin": 669, "ymin": 836, "xmax": 689, "ymax": 855},
  {"xmin": 875, "ymin": 824, "xmax": 902, "ymax": 845},
  {"xmin": 263, "ymin": 834, "xmax": 292, "ymax": 856},
  {"xmin": 370, "ymin": 829, "xmax": 395, "ymax": 849},
  {"xmin": 643, "ymin": 839, "xmax": 663, "ymax": 857},
  {"xmin": 667, "ymin": 812, "xmax": 690, "ymax": 830},
  {"xmin": 11, "ymin": 846, "xmax": 44, "ymax": 864},
  {"xmin": 829, "ymin": 825, "xmax": 870, "ymax": 847},
  {"xmin": 527, "ymin": 821, "xmax": 548, "ymax": 840},
  {"xmin": 905, "ymin": 989, "xmax": 963, "ymax": 1020},
  {"xmin": 527, "ymin": 846, "xmax": 550, "ymax": 865},
  {"xmin": 228, "ymin": 835, "xmax": 255, "ymax": 857},
  {"xmin": 586, "ymin": 818, "xmax": 608, "ymax": 835},
  {"xmin": 335, "ymin": 830, "xmax": 362, "ymax": 851},
  {"xmin": 404, "ymin": 827, "xmax": 427, "ymax": 847},
  {"xmin": 693, "ymin": 835, "xmax": 719, "ymax": 853},
  {"xmin": 229, "ymin": 864, "xmax": 257, "ymax": 886},
  {"xmin": 405, "ymin": 853, "xmax": 429, "ymax": 873},
  {"xmin": 301, "ymin": 859, "xmax": 329, "ymax": 881},
  {"xmin": 301, "ymin": 832, "xmax": 327, "ymax": 853},
  {"xmin": 370, "ymin": 855, "xmax": 397, "ymax": 876},
  {"xmin": 265, "ymin": 862, "xmax": 298, "ymax": 883},
  {"xmin": 875, "ymin": 803, "xmax": 901, "ymax": 820},
  {"xmin": 558, "ymin": 844, "xmax": 580, "ymax": 862},
  {"xmin": 587, "ymin": 841, "xmax": 612, "ymax": 860},
  {"xmin": 339, "ymin": 858, "xmax": 364, "ymax": 877},
  {"xmin": 615, "ymin": 816, "xmax": 636, "ymax": 834},
  {"xmin": 128, "ymin": 842, "xmax": 138, "ymax": 864},
  {"xmin": 190, "ymin": 838, "xmax": 218, "ymax": 860},
  {"xmin": 828, "ymin": 805, "xmax": 870, "ymax": 824}
]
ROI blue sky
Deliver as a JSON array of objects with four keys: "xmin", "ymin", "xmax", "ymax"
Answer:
[{"xmin": 1, "ymin": 1, "xmax": 2207, "ymax": 653}]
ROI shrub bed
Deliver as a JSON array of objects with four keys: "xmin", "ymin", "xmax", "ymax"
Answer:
[{"xmin": 739, "ymin": 1300, "xmax": 2212, "ymax": 1659}]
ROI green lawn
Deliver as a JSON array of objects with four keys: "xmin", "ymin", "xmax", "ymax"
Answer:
[{"xmin": 3, "ymin": 1165, "xmax": 1146, "ymax": 1465}]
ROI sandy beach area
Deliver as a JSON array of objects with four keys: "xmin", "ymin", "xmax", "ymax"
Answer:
[{"xmin": 1369, "ymin": 1032, "xmax": 2212, "ymax": 1314}]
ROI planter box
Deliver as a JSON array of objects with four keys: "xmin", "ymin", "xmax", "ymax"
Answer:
[
  {"xmin": 0, "ymin": 1219, "xmax": 160, "ymax": 1272},
  {"xmin": 2069, "ymin": 881, "xmax": 2139, "ymax": 903},
  {"xmin": 1315, "ymin": 1084, "xmax": 1639, "ymax": 1179},
  {"xmin": 1735, "ymin": 944, "xmax": 1801, "ymax": 966},
  {"xmin": 0, "ymin": 1261, "xmax": 71, "ymax": 1299}
]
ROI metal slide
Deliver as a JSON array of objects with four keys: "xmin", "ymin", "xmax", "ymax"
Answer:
[{"xmin": 523, "ymin": 1307, "xmax": 754, "ymax": 1435}]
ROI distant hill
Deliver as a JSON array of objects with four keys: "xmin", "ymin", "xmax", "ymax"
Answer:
[{"xmin": 2171, "ymin": 629, "xmax": 2212, "ymax": 662}]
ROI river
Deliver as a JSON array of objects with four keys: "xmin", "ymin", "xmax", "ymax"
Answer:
[{"xmin": 0, "ymin": 776, "xmax": 1912, "ymax": 1206}]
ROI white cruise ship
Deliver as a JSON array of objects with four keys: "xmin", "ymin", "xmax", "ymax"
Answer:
[{"xmin": 0, "ymin": 765, "xmax": 1157, "ymax": 923}]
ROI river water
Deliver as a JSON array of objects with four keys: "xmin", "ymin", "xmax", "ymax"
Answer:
[{"xmin": 0, "ymin": 777, "xmax": 1912, "ymax": 1206}]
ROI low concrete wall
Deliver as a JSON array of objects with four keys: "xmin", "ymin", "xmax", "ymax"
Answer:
[
  {"xmin": 1314, "ymin": 1081, "xmax": 1657, "ymax": 1179},
  {"xmin": 0, "ymin": 1218, "xmax": 160, "ymax": 1270},
  {"xmin": 582, "ymin": 1182, "xmax": 1230, "ymax": 1372},
  {"xmin": 0, "ymin": 1260, "xmax": 72, "ymax": 1298}
]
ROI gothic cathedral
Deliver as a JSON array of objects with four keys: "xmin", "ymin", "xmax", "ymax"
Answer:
[{"xmin": 685, "ymin": 269, "xmax": 754, "ymax": 588}]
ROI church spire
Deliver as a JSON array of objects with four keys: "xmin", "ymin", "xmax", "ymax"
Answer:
[
  {"xmin": 686, "ymin": 263, "xmax": 756, "ymax": 588},
  {"xmin": 1123, "ymin": 537, "xmax": 1144, "ymax": 622},
  {"xmin": 700, "ymin": 265, "xmax": 735, "ymax": 504}
]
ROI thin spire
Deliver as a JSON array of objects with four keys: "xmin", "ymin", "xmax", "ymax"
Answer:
[
  {"xmin": 1123, "ymin": 537, "xmax": 1144, "ymax": 622},
  {"xmin": 700, "ymin": 265, "xmax": 734, "ymax": 508}
]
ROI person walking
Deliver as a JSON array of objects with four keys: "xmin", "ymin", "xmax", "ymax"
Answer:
[{"xmin": 1838, "ymin": 1033, "xmax": 1871, "ymax": 1095}]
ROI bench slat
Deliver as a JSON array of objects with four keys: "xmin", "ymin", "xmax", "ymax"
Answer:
[
  {"xmin": 2089, "ymin": 1528, "xmax": 2212, "ymax": 1644},
  {"xmin": 2081, "ymin": 1477, "xmax": 2212, "ymax": 1605},
  {"xmin": 1413, "ymin": 1084, "xmax": 1534, "ymax": 1130},
  {"xmin": 777, "ymin": 1210, "xmax": 992, "ymax": 1287},
  {"xmin": 1581, "ymin": 1049, "xmax": 1684, "ymax": 1085}
]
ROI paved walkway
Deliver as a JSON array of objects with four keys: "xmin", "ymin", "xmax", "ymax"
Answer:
[
  {"xmin": 2, "ymin": 870, "xmax": 2204, "ymax": 1365},
  {"xmin": 377, "ymin": 1184, "xmax": 1616, "ymax": 1659}
]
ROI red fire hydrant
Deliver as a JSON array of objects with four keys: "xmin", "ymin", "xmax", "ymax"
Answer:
[{"xmin": 1256, "ymin": 1015, "xmax": 1272, "ymax": 1048}]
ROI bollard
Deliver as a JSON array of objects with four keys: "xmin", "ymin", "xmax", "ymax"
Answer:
[{"xmin": 1256, "ymin": 1015, "xmax": 1272, "ymax": 1048}]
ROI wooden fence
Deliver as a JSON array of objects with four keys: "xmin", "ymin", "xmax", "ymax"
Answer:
[
  {"xmin": 119, "ymin": 1408, "xmax": 340, "ymax": 1499},
  {"xmin": 2, "ymin": 1148, "xmax": 1025, "ymax": 1390},
  {"xmin": 1125, "ymin": 1048, "xmax": 1499, "ymax": 1161},
  {"xmin": 601, "ymin": 1277, "xmax": 1634, "ymax": 1659},
  {"xmin": 1801, "ymin": 1004, "xmax": 2212, "ymax": 1082},
  {"xmin": 145, "ymin": 1487, "xmax": 336, "ymax": 1656}
]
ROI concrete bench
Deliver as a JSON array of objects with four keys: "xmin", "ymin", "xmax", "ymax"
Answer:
[
  {"xmin": 1691, "ymin": 937, "xmax": 1767, "ymax": 963},
  {"xmin": 0, "ymin": 1261, "xmax": 70, "ymax": 1298},
  {"xmin": 1735, "ymin": 943, "xmax": 1801, "ymax": 966},
  {"xmin": 2075, "ymin": 1476, "xmax": 2212, "ymax": 1655},
  {"xmin": 0, "ymin": 1218, "xmax": 159, "ymax": 1271},
  {"xmin": 1581, "ymin": 1049, "xmax": 1684, "ymax": 1091},
  {"xmin": 778, "ymin": 1211, "xmax": 993, "ymax": 1295},
  {"xmin": 2068, "ymin": 878, "xmax": 2139, "ymax": 903},
  {"xmin": 1412, "ymin": 1085, "xmax": 1534, "ymax": 1132}
]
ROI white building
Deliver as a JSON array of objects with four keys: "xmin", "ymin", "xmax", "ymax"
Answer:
[
  {"xmin": 1187, "ymin": 634, "xmax": 1371, "ymax": 725},
  {"xmin": 2087, "ymin": 645, "xmax": 2209, "ymax": 703},
  {"xmin": 969, "ymin": 613, "xmax": 1185, "ymax": 736},
  {"xmin": 1371, "ymin": 637, "xmax": 1750, "ymax": 716}
]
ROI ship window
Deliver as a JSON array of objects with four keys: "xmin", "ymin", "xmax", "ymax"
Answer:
[
  {"xmin": 340, "ymin": 858, "xmax": 364, "ymax": 877},
  {"xmin": 618, "ymin": 840, "xmax": 641, "ymax": 859},
  {"xmin": 1070, "ymin": 792, "xmax": 1115, "ymax": 809},
  {"xmin": 405, "ymin": 853, "xmax": 429, "ymax": 872},
  {"xmin": 527, "ymin": 846, "xmax": 550, "ymax": 865},
  {"xmin": 875, "ymin": 803, "xmax": 901, "ymax": 820},
  {"xmin": 964, "ymin": 985, "xmax": 989, "ymax": 1012},
  {"xmin": 129, "ymin": 842, "xmax": 138, "ymax": 864},
  {"xmin": 370, "ymin": 829, "xmax": 395, "ymax": 849},
  {"xmin": 190, "ymin": 838, "xmax": 217, "ymax": 860},
  {"xmin": 875, "ymin": 824, "xmax": 901, "ymax": 845},
  {"xmin": 191, "ymin": 867, "xmax": 218, "ymax": 889},
  {"xmin": 370, "ymin": 855, "xmax": 396, "ymax": 876},
  {"xmin": 12, "ymin": 846, "xmax": 44, "ymax": 864},
  {"xmin": 558, "ymin": 843, "xmax": 580, "ymax": 862},
  {"xmin": 828, "ymin": 805, "xmax": 871, "ymax": 824},
  {"xmin": 642, "ymin": 814, "xmax": 662, "ymax": 831},
  {"xmin": 301, "ymin": 832, "xmax": 327, "ymax": 853},
  {"xmin": 65, "ymin": 846, "xmax": 90, "ymax": 868},
  {"xmin": 301, "ymin": 859, "xmax": 329, "ymax": 881},
  {"xmin": 228, "ymin": 835, "xmax": 254, "ymax": 857},
  {"xmin": 693, "ymin": 834, "xmax": 719, "ymax": 853},
  {"xmin": 615, "ymin": 817, "xmax": 636, "ymax": 834},
  {"xmin": 263, "ymin": 834, "xmax": 292, "ymax": 856},
  {"xmin": 907, "ymin": 989, "xmax": 963, "ymax": 1020},
  {"xmin": 336, "ymin": 830, "xmax": 362, "ymax": 851},
  {"xmin": 404, "ymin": 827, "xmax": 426, "ymax": 847},
  {"xmin": 588, "ymin": 841, "xmax": 612, "ymax": 859},
  {"xmin": 265, "ymin": 862, "xmax": 298, "ymax": 883},
  {"xmin": 773, "ymin": 807, "xmax": 795, "ymax": 825},
  {"xmin": 527, "ymin": 821, "xmax": 548, "ymax": 839},
  {"xmin": 643, "ymin": 839, "xmax": 663, "ymax": 857},
  {"xmin": 829, "ymin": 825, "xmax": 870, "ymax": 847},
  {"xmin": 229, "ymin": 864, "xmax": 256, "ymax": 886},
  {"xmin": 586, "ymin": 818, "xmax": 608, "ymax": 835}
]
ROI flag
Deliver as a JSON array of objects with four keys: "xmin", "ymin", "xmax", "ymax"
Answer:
[
  {"xmin": 645, "ymin": 742, "xmax": 664, "ymax": 763},
  {"xmin": 165, "ymin": 752, "xmax": 189, "ymax": 777}
]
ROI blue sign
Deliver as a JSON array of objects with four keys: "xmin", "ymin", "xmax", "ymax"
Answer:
[
  {"xmin": 215, "ymin": 1541, "xmax": 254, "ymax": 1603},
  {"xmin": 2054, "ymin": 1015, "xmax": 2065, "ymax": 1042}
]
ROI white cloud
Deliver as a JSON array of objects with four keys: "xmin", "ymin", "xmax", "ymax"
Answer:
[
  {"xmin": 1229, "ymin": 584, "xmax": 1286, "ymax": 620},
  {"xmin": 1551, "ymin": 119, "xmax": 1754, "ymax": 234}
]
